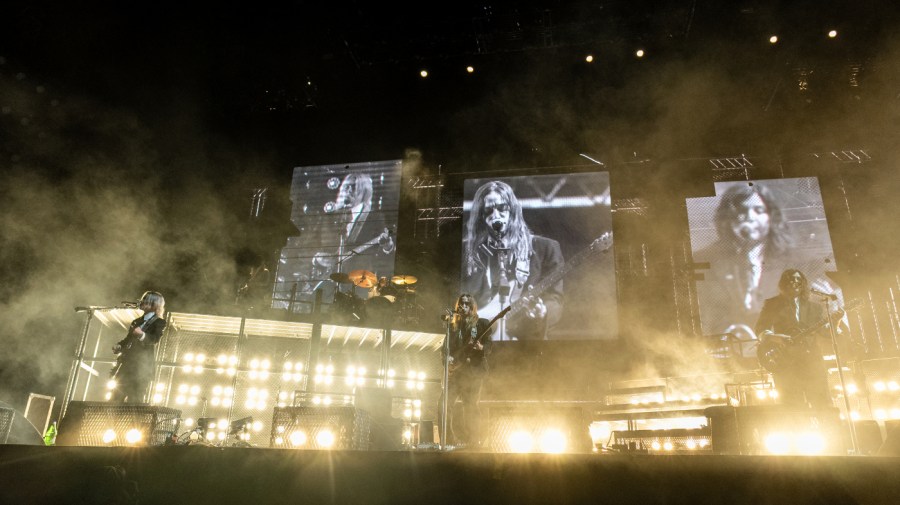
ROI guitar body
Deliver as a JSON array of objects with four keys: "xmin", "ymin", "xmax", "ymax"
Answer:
[
  {"xmin": 756, "ymin": 336, "xmax": 813, "ymax": 374},
  {"xmin": 110, "ymin": 314, "xmax": 164, "ymax": 380},
  {"xmin": 311, "ymin": 227, "xmax": 395, "ymax": 282},
  {"xmin": 477, "ymin": 232, "xmax": 613, "ymax": 340},
  {"xmin": 448, "ymin": 307, "xmax": 510, "ymax": 376},
  {"xmin": 756, "ymin": 300, "xmax": 860, "ymax": 373}
]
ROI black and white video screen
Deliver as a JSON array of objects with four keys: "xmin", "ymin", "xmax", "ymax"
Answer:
[
  {"xmin": 273, "ymin": 160, "xmax": 402, "ymax": 312},
  {"xmin": 688, "ymin": 178, "xmax": 840, "ymax": 341},
  {"xmin": 460, "ymin": 173, "xmax": 617, "ymax": 341}
]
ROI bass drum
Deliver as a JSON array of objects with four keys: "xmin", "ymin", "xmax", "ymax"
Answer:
[{"xmin": 365, "ymin": 296, "xmax": 397, "ymax": 327}]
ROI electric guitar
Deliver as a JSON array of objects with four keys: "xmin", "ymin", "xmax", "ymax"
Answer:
[
  {"xmin": 311, "ymin": 227, "xmax": 395, "ymax": 282},
  {"xmin": 479, "ymin": 232, "xmax": 613, "ymax": 337},
  {"xmin": 109, "ymin": 315, "xmax": 158, "ymax": 379},
  {"xmin": 448, "ymin": 306, "xmax": 511, "ymax": 375},
  {"xmin": 756, "ymin": 298, "xmax": 861, "ymax": 373}
]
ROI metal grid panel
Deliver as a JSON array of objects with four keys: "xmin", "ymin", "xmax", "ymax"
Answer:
[
  {"xmin": 0, "ymin": 408, "xmax": 13, "ymax": 444},
  {"xmin": 60, "ymin": 402, "xmax": 180, "ymax": 447},
  {"xmin": 485, "ymin": 407, "xmax": 591, "ymax": 453},
  {"xmin": 269, "ymin": 406, "xmax": 371, "ymax": 450},
  {"xmin": 610, "ymin": 427, "xmax": 712, "ymax": 453}
]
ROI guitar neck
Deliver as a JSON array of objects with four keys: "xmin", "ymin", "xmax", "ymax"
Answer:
[{"xmin": 510, "ymin": 233, "xmax": 611, "ymax": 314}]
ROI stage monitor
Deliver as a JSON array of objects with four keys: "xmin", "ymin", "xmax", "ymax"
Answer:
[
  {"xmin": 460, "ymin": 173, "xmax": 616, "ymax": 341},
  {"xmin": 687, "ymin": 178, "xmax": 840, "ymax": 343},
  {"xmin": 273, "ymin": 160, "xmax": 402, "ymax": 313}
]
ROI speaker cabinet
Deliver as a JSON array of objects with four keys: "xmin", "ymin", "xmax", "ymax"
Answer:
[
  {"xmin": 485, "ymin": 406, "xmax": 591, "ymax": 453},
  {"xmin": 56, "ymin": 401, "xmax": 181, "ymax": 447},
  {"xmin": 269, "ymin": 406, "xmax": 372, "ymax": 450}
]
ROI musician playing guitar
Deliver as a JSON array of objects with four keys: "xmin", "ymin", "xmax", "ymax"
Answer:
[
  {"xmin": 755, "ymin": 269, "xmax": 846, "ymax": 409},
  {"xmin": 110, "ymin": 291, "xmax": 167, "ymax": 403},
  {"xmin": 462, "ymin": 181, "xmax": 564, "ymax": 340},
  {"xmin": 442, "ymin": 293, "xmax": 496, "ymax": 448}
]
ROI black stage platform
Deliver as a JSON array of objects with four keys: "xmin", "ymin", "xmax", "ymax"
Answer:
[{"xmin": 1, "ymin": 445, "xmax": 898, "ymax": 505}]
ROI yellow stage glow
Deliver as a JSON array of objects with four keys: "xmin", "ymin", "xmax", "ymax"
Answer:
[
  {"xmin": 125, "ymin": 429, "xmax": 142, "ymax": 444},
  {"xmin": 539, "ymin": 429, "xmax": 567, "ymax": 454},
  {"xmin": 508, "ymin": 430, "xmax": 533, "ymax": 453},
  {"xmin": 764, "ymin": 433, "xmax": 790, "ymax": 455},
  {"xmin": 316, "ymin": 430, "xmax": 335, "ymax": 448},
  {"xmin": 796, "ymin": 432, "xmax": 826, "ymax": 455},
  {"xmin": 466, "ymin": 66, "xmax": 474, "ymax": 73},
  {"xmin": 106, "ymin": 380, "xmax": 117, "ymax": 390},
  {"xmin": 102, "ymin": 429, "xmax": 116, "ymax": 444}
]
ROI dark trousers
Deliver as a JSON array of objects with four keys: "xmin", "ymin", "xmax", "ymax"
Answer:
[
  {"xmin": 442, "ymin": 368, "xmax": 486, "ymax": 446},
  {"xmin": 775, "ymin": 357, "xmax": 832, "ymax": 409}
]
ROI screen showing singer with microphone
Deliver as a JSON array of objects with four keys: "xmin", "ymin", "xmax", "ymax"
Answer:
[
  {"xmin": 273, "ymin": 160, "xmax": 402, "ymax": 314},
  {"xmin": 461, "ymin": 174, "xmax": 616, "ymax": 341}
]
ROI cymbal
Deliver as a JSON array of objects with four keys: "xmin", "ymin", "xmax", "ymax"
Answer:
[
  {"xmin": 348, "ymin": 269, "xmax": 377, "ymax": 289},
  {"xmin": 330, "ymin": 272, "xmax": 351, "ymax": 284},
  {"xmin": 391, "ymin": 275, "xmax": 418, "ymax": 286}
]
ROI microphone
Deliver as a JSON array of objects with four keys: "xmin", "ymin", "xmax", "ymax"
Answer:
[
  {"xmin": 810, "ymin": 288, "xmax": 838, "ymax": 300},
  {"xmin": 122, "ymin": 301, "xmax": 139, "ymax": 308},
  {"xmin": 491, "ymin": 220, "xmax": 504, "ymax": 233}
]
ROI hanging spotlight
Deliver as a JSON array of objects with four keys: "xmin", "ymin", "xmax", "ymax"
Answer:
[
  {"xmin": 769, "ymin": 35, "xmax": 778, "ymax": 44},
  {"xmin": 635, "ymin": 49, "xmax": 645, "ymax": 58},
  {"xmin": 828, "ymin": 30, "xmax": 838, "ymax": 38},
  {"xmin": 466, "ymin": 66, "xmax": 474, "ymax": 73},
  {"xmin": 419, "ymin": 69, "xmax": 428, "ymax": 78},
  {"xmin": 585, "ymin": 55, "xmax": 594, "ymax": 63}
]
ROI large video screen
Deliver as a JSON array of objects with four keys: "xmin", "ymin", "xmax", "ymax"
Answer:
[
  {"xmin": 460, "ymin": 173, "xmax": 617, "ymax": 340},
  {"xmin": 273, "ymin": 160, "xmax": 402, "ymax": 313},
  {"xmin": 687, "ymin": 178, "xmax": 840, "ymax": 341}
]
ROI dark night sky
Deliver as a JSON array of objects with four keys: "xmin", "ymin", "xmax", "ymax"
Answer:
[{"xmin": 1, "ymin": 1, "xmax": 899, "ymax": 414}]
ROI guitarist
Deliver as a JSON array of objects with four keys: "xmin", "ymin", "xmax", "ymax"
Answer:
[
  {"xmin": 443, "ymin": 294, "xmax": 495, "ymax": 447},
  {"xmin": 755, "ymin": 270, "xmax": 841, "ymax": 409},
  {"xmin": 462, "ymin": 181, "xmax": 564, "ymax": 340},
  {"xmin": 311, "ymin": 173, "xmax": 395, "ymax": 287},
  {"xmin": 110, "ymin": 291, "xmax": 167, "ymax": 403}
]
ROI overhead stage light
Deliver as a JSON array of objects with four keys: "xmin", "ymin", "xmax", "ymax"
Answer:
[
  {"xmin": 769, "ymin": 35, "xmax": 778, "ymax": 44},
  {"xmin": 585, "ymin": 55, "xmax": 594, "ymax": 63},
  {"xmin": 828, "ymin": 30, "xmax": 838, "ymax": 38},
  {"xmin": 420, "ymin": 70, "xmax": 428, "ymax": 78}
]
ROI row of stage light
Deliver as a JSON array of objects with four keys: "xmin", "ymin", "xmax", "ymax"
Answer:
[{"xmin": 416, "ymin": 30, "xmax": 847, "ymax": 78}]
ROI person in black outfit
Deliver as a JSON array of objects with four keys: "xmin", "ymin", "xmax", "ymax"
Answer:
[
  {"xmin": 110, "ymin": 291, "xmax": 167, "ymax": 403},
  {"xmin": 442, "ymin": 293, "xmax": 495, "ymax": 447},
  {"xmin": 462, "ymin": 180, "xmax": 564, "ymax": 340},
  {"xmin": 755, "ymin": 270, "xmax": 835, "ymax": 409}
]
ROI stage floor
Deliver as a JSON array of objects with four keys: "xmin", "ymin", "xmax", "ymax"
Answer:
[{"xmin": 1, "ymin": 445, "xmax": 898, "ymax": 505}]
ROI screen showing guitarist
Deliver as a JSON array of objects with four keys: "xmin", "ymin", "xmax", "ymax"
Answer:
[
  {"xmin": 755, "ymin": 269, "xmax": 843, "ymax": 409},
  {"xmin": 312, "ymin": 173, "xmax": 394, "ymax": 288},
  {"xmin": 442, "ymin": 294, "xmax": 496, "ymax": 448},
  {"xmin": 110, "ymin": 291, "xmax": 167, "ymax": 403},
  {"xmin": 462, "ymin": 180, "xmax": 564, "ymax": 340}
]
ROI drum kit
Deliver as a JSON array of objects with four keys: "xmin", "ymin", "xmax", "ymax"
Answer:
[{"xmin": 329, "ymin": 270, "xmax": 420, "ymax": 325}]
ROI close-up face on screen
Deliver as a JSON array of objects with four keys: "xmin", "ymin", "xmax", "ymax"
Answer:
[
  {"xmin": 687, "ymin": 177, "xmax": 840, "ymax": 339},
  {"xmin": 273, "ymin": 160, "xmax": 402, "ymax": 312},
  {"xmin": 460, "ymin": 172, "xmax": 617, "ymax": 341}
]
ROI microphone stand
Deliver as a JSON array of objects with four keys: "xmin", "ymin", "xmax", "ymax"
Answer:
[
  {"xmin": 439, "ymin": 312, "xmax": 453, "ymax": 449},
  {"xmin": 815, "ymin": 291, "xmax": 860, "ymax": 455},
  {"xmin": 497, "ymin": 248, "xmax": 510, "ymax": 341}
]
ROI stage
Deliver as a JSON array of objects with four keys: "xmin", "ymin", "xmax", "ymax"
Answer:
[{"xmin": 1, "ymin": 445, "xmax": 898, "ymax": 505}]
